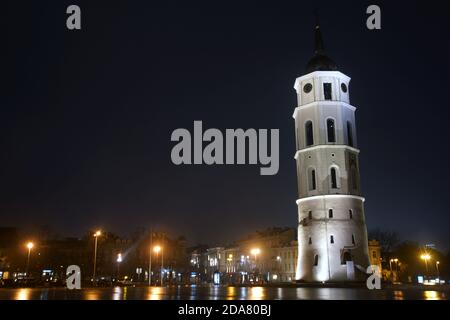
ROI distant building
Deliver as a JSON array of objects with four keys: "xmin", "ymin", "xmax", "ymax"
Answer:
[
  {"xmin": 191, "ymin": 228, "xmax": 299, "ymax": 284},
  {"xmin": 272, "ymin": 241, "xmax": 298, "ymax": 282},
  {"xmin": 236, "ymin": 228, "xmax": 297, "ymax": 283},
  {"xmin": 368, "ymin": 240, "xmax": 382, "ymax": 272}
]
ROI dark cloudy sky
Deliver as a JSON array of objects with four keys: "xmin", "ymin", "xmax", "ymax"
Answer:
[{"xmin": 4, "ymin": 1, "xmax": 450, "ymax": 249}]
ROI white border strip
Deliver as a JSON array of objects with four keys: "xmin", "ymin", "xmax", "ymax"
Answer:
[
  {"xmin": 294, "ymin": 145, "xmax": 360, "ymax": 159},
  {"xmin": 296, "ymin": 194, "xmax": 365, "ymax": 205},
  {"xmin": 292, "ymin": 101, "xmax": 356, "ymax": 119}
]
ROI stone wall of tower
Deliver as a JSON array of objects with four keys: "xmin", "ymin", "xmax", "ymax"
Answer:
[
  {"xmin": 293, "ymin": 71, "xmax": 370, "ymax": 282},
  {"xmin": 296, "ymin": 196, "xmax": 370, "ymax": 282}
]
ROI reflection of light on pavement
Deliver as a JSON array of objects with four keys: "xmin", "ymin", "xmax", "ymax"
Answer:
[
  {"xmin": 277, "ymin": 288, "xmax": 283, "ymax": 300},
  {"xmin": 147, "ymin": 286, "xmax": 163, "ymax": 300},
  {"xmin": 249, "ymin": 287, "xmax": 264, "ymax": 300},
  {"xmin": 39, "ymin": 289, "xmax": 49, "ymax": 300},
  {"xmin": 189, "ymin": 284, "xmax": 197, "ymax": 300},
  {"xmin": 15, "ymin": 288, "xmax": 30, "ymax": 300},
  {"xmin": 85, "ymin": 290, "xmax": 99, "ymax": 300},
  {"xmin": 112, "ymin": 286, "xmax": 123, "ymax": 300},
  {"xmin": 424, "ymin": 291, "xmax": 440, "ymax": 300},
  {"xmin": 226, "ymin": 286, "xmax": 236, "ymax": 300},
  {"xmin": 123, "ymin": 287, "xmax": 128, "ymax": 300},
  {"xmin": 393, "ymin": 291, "xmax": 404, "ymax": 300},
  {"xmin": 209, "ymin": 285, "xmax": 220, "ymax": 300},
  {"xmin": 240, "ymin": 287, "xmax": 247, "ymax": 299}
]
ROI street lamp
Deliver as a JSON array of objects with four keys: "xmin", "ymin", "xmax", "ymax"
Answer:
[
  {"xmin": 92, "ymin": 230, "xmax": 101, "ymax": 285},
  {"xmin": 116, "ymin": 253, "xmax": 122, "ymax": 279},
  {"xmin": 153, "ymin": 245, "xmax": 163, "ymax": 286},
  {"xmin": 420, "ymin": 253, "xmax": 431, "ymax": 276},
  {"xmin": 436, "ymin": 261, "xmax": 440, "ymax": 278},
  {"xmin": 394, "ymin": 259, "xmax": 399, "ymax": 274},
  {"xmin": 250, "ymin": 248, "xmax": 260, "ymax": 281},
  {"xmin": 391, "ymin": 258, "xmax": 399, "ymax": 272},
  {"xmin": 25, "ymin": 242, "xmax": 34, "ymax": 276},
  {"xmin": 275, "ymin": 256, "xmax": 281, "ymax": 282},
  {"xmin": 251, "ymin": 248, "xmax": 260, "ymax": 260}
]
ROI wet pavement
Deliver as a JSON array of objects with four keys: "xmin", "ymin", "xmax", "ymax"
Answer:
[{"xmin": 0, "ymin": 285, "xmax": 448, "ymax": 300}]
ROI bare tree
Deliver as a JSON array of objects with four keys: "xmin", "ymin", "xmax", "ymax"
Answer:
[{"xmin": 368, "ymin": 228, "xmax": 400, "ymax": 254}]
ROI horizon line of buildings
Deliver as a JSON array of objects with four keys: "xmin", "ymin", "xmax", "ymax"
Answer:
[{"xmin": 0, "ymin": 226, "xmax": 381, "ymax": 285}]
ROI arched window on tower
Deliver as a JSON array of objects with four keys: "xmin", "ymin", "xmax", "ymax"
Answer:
[
  {"xmin": 349, "ymin": 154, "xmax": 359, "ymax": 190},
  {"xmin": 330, "ymin": 167, "xmax": 339, "ymax": 189},
  {"xmin": 323, "ymin": 83, "xmax": 332, "ymax": 100},
  {"xmin": 327, "ymin": 119, "xmax": 336, "ymax": 143},
  {"xmin": 351, "ymin": 168, "xmax": 358, "ymax": 190},
  {"xmin": 349, "ymin": 209, "xmax": 353, "ymax": 219},
  {"xmin": 305, "ymin": 121, "xmax": 314, "ymax": 147},
  {"xmin": 308, "ymin": 168, "xmax": 317, "ymax": 191},
  {"xmin": 347, "ymin": 121, "xmax": 354, "ymax": 147},
  {"xmin": 328, "ymin": 209, "xmax": 333, "ymax": 218},
  {"xmin": 313, "ymin": 254, "xmax": 319, "ymax": 266}
]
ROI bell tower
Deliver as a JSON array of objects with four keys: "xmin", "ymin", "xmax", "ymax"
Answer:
[{"xmin": 294, "ymin": 22, "xmax": 370, "ymax": 282}]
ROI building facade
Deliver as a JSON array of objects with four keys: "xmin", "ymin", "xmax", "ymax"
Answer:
[
  {"xmin": 294, "ymin": 23, "xmax": 370, "ymax": 282},
  {"xmin": 190, "ymin": 228, "xmax": 299, "ymax": 284},
  {"xmin": 368, "ymin": 239, "xmax": 382, "ymax": 273}
]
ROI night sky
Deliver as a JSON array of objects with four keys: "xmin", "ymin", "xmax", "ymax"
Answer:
[{"xmin": 4, "ymin": 1, "xmax": 450, "ymax": 249}]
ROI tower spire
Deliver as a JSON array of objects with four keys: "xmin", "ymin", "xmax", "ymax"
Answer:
[
  {"xmin": 314, "ymin": 11, "xmax": 325, "ymax": 54},
  {"xmin": 305, "ymin": 13, "xmax": 338, "ymax": 73}
]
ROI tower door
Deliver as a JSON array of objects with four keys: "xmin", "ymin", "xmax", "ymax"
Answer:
[{"xmin": 342, "ymin": 251, "xmax": 352, "ymax": 264}]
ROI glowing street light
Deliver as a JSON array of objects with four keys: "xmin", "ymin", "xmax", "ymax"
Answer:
[
  {"xmin": 389, "ymin": 258, "xmax": 399, "ymax": 271},
  {"xmin": 389, "ymin": 258, "xmax": 400, "ymax": 282},
  {"xmin": 251, "ymin": 248, "xmax": 261, "ymax": 265},
  {"xmin": 394, "ymin": 259, "xmax": 399, "ymax": 273},
  {"xmin": 25, "ymin": 242, "xmax": 34, "ymax": 275},
  {"xmin": 92, "ymin": 230, "xmax": 102, "ymax": 285},
  {"xmin": 436, "ymin": 261, "xmax": 440, "ymax": 278},
  {"xmin": 116, "ymin": 253, "xmax": 122, "ymax": 279},
  {"xmin": 250, "ymin": 248, "xmax": 261, "ymax": 277},
  {"xmin": 153, "ymin": 245, "xmax": 163, "ymax": 286},
  {"xmin": 420, "ymin": 253, "xmax": 431, "ymax": 275},
  {"xmin": 251, "ymin": 248, "xmax": 261, "ymax": 258}
]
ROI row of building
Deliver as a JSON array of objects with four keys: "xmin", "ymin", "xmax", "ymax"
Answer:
[{"xmin": 0, "ymin": 226, "xmax": 381, "ymax": 285}]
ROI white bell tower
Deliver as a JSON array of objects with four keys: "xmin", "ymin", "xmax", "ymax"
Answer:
[{"xmin": 294, "ymin": 23, "xmax": 370, "ymax": 282}]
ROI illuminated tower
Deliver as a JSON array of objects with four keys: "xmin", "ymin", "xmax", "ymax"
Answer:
[{"xmin": 294, "ymin": 23, "xmax": 370, "ymax": 282}]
